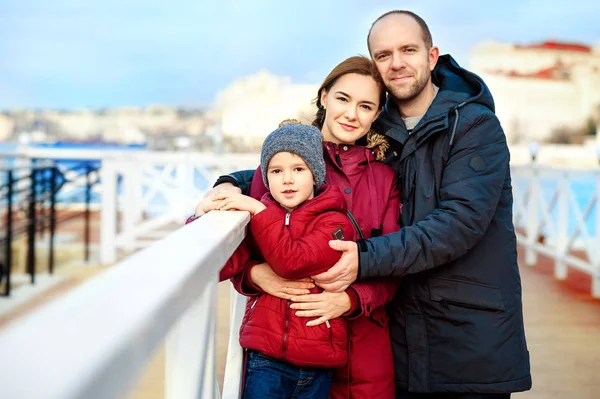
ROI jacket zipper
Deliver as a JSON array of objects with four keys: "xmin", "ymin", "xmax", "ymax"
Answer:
[
  {"xmin": 282, "ymin": 213, "xmax": 291, "ymax": 359},
  {"xmin": 439, "ymin": 299, "xmax": 498, "ymax": 312},
  {"xmin": 282, "ymin": 300, "xmax": 291, "ymax": 359},
  {"xmin": 347, "ymin": 323, "xmax": 352, "ymax": 398}
]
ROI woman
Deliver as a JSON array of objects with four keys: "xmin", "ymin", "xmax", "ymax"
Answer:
[{"xmin": 199, "ymin": 56, "xmax": 400, "ymax": 399}]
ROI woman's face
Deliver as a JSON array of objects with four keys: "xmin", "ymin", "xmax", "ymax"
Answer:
[{"xmin": 320, "ymin": 73, "xmax": 381, "ymax": 145}]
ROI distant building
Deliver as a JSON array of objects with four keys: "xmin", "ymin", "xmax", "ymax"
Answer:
[
  {"xmin": 36, "ymin": 106, "xmax": 207, "ymax": 144},
  {"xmin": 469, "ymin": 40, "xmax": 600, "ymax": 143},
  {"xmin": 0, "ymin": 114, "xmax": 14, "ymax": 141},
  {"xmin": 216, "ymin": 70, "xmax": 318, "ymax": 151}
]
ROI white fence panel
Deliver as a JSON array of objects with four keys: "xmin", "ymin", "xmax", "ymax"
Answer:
[{"xmin": 511, "ymin": 165, "xmax": 600, "ymax": 297}]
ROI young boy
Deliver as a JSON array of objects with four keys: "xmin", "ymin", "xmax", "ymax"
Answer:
[{"xmin": 209, "ymin": 124, "xmax": 355, "ymax": 399}]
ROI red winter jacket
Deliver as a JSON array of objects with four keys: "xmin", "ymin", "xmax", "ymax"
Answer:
[
  {"xmin": 234, "ymin": 142, "xmax": 401, "ymax": 399},
  {"xmin": 224, "ymin": 184, "xmax": 356, "ymax": 368}
]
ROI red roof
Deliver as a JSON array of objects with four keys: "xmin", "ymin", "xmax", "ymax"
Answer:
[
  {"xmin": 516, "ymin": 40, "xmax": 591, "ymax": 53},
  {"xmin": 488, "ymin": 65, "xmax": 571, "ymax": 81}
]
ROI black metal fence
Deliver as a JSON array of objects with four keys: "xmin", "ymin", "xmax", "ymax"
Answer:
[{"xmin": 0, "ymin": 160, "xmax": 100, "ymax": 296}]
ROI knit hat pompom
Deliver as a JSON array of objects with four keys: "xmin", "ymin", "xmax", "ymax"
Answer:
[{"xmin": 261, "ymin": 123, "xmax": 326, "ymax": 191}]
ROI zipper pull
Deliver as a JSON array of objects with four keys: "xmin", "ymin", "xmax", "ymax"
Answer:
[
  {"xmin": 325, "ymin": 320, "xmax": 331, "ymax": 328},
  {"xmin": 285, "ymin": 213, "xmax": 290, "ymax": 226}
]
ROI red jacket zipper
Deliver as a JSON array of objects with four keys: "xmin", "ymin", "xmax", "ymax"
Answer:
[
  {"xmin": 347, "ymin": 323, "xmax": 352, "ymax": 398},
  {"xmin": 281, "ymin": 212, "xmax": 291, "ymax": 359},
  {"xmin": 282, "ymin": 300, "xmax": 291, "ymax": 359}
]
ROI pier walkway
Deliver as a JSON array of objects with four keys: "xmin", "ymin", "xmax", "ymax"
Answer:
[{"xmin": 1, "ymin": 243, "xmax": 598, "ymax": 399}]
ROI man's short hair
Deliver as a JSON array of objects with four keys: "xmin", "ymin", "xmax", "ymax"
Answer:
[{"xmin": 367, "ymin": 10, "xmax": 433, "ymax": 54}]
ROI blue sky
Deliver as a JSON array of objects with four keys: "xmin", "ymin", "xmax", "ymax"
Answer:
[{"xmin": 1, "ymin": 0, "xmax": 599, "ymax": 109}]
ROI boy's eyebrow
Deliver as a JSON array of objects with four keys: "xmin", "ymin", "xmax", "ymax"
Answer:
[
  {"xmin": 268, "ymin": 162, "xmax": 308, "ymax": 169},
  {"xmin": 335, "ymin": 90, "xmax": 376, "ymax": 106}
]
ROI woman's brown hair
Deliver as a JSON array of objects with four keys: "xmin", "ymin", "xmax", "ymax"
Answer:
[
  {"xmin": 312, "ymin": 55, "xmax": 386, "ymax": 131},
  {"xmin": 311, "ymin": 55, "xmax": 389, "ymax": 160}
]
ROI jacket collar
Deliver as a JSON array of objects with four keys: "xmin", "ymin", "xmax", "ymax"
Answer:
[{"xmin": 261, "ymin": 184, "xmax": 347, "ymax": 223}]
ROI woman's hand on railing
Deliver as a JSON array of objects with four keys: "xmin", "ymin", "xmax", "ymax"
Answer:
[
  {"xmin": 289, "ymin": 291, "xmax": 351, "ymax": 327},
  {"xmin": 250, "ymin": 262, "xmax": 314, "ymax": 300}
]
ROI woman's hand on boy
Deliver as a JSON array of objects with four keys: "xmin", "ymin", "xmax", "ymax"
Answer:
[
  {"xmin": 213, "ymin": 192, "xmax": 266, "ymax": 215},
  {"xmin": 250, "ymin": 262, "xmax": 314, "ymax": 300},
  {"xmin": 290, "ymin": 291, "xmax": 351, "ymax": 327}
]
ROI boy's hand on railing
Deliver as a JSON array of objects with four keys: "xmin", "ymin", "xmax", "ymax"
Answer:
[
  {"xmin": 194, "ymin": 197, "xmax": 219, "ymax": 217},
  {"xmin": 213, "ymin": 192, "xmax": 266, "ymax": 216},
  {"xmin": 289, "ymin": 291, "xmax": 351, "ymax": 327},
  {"xmin": 195, "ymin": 183, "xmax": 242, "ymax": 216},
  {"xmin": 250, "ymin": 262, "xmax": 314, "ymax": 300}
]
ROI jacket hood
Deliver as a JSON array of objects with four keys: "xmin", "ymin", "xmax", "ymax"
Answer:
[
  {"xmin": 261, "ymin": 184, "xmax": 347, "ymax": 221},
  {"xmin": 376, "ymin": 54, "xmax": 495, "ymax": 140}
]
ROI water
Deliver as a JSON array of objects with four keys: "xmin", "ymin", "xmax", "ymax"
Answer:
[
  {"xmin": 512, "ymin": 173, "xmax": 597, "ymax": 238},
  {"xmin": 0, "ymin": 142, "xmax": 148, "ymax": 205}
]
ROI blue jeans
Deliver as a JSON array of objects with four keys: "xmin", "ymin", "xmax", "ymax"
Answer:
[{"xmin": 243, "ymin": 350, "xmax": 333, "ymax": 399}]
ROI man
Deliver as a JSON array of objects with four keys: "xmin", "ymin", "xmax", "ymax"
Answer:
[{"xmin": 206, "ymin": 10, "xmax": 531, "ymax": 399}]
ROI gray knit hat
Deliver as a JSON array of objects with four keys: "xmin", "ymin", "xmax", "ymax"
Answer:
[{"xmin": 261, "ymin": 123, "xmax": 326, "ymax": 191}]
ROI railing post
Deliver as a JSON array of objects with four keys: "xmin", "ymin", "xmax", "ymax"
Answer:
[
  {"xmin": 525, "ymin": 166, "xmax": 539, "ymax": 266},
  {"xmin": 27, "ymin": 168, "xmax": 37, "ymax": 284},
  {"xmin": 100, "ymin": 160, "xmax": 118, "ymax": 264},
  {"xmin": 593, "ymin": 169, "xmax": 600, "ymax": 298},
  {"xmin": 85, "ymin": 164, "xmax": 92, "ymax": 262},
  {"xmin": 177, "ymin": 162, "xmax": 190, "ymax": 213},
  {"xmin": 4, "ymin": 170, "xmax": 14, "ymax": 296},
  {"xmin": 165, "ymin": 279, "xmax": 219, "ymax": 399},
  {"xmin": 555, "ymin": 172, "xmax": 569, "ymax": 280},
  {"xmin": 122, "ymin": 165, "xmax": 142, "ymax": 252},
  {"xmin": 49, "ymin": 166, "xmax": 57, "ymax": 274},
  {"xmin": 222, "ymin": 285, "xmax": 248, "ymax": 399}
]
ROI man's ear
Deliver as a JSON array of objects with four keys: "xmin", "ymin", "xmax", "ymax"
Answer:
[{"xmin": 429, "ymin": 46, "xmax": 440, "ymax": 71}]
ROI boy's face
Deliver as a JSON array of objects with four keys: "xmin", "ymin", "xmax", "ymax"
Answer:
[{"xmin": 266, "ymin": 151, "xmax": 315, "ymax": 213}]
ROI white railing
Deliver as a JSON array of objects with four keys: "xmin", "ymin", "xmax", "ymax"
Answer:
[
  {"xmin": 0, "ymin": 211, "xmax": 249, "ymax": 399},
  {"xmin": 512, "ymin": 165, "xmax": 600, "ymax": 297},
  {"xmin": 99, "ymin": 152, "xmax": 258, "ymax": 264},
  {"xmin": 2, "ymin": 146, "xmax": 259, "ymax": 264}
]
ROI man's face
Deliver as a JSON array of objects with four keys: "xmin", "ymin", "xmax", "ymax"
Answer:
[{"xmin": 368, "ymin": 14, "xmax": 438, "ymax": 104}]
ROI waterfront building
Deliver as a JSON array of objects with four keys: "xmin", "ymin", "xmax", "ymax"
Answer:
[{"xmin": 469, "ymin": 40, "xmax": 600, "ymax": 143}]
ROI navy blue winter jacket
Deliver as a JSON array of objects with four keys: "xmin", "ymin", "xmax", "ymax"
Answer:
[{"xmin": 363, "ymin": 55, "xmax": 531, "ymax": 393}]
